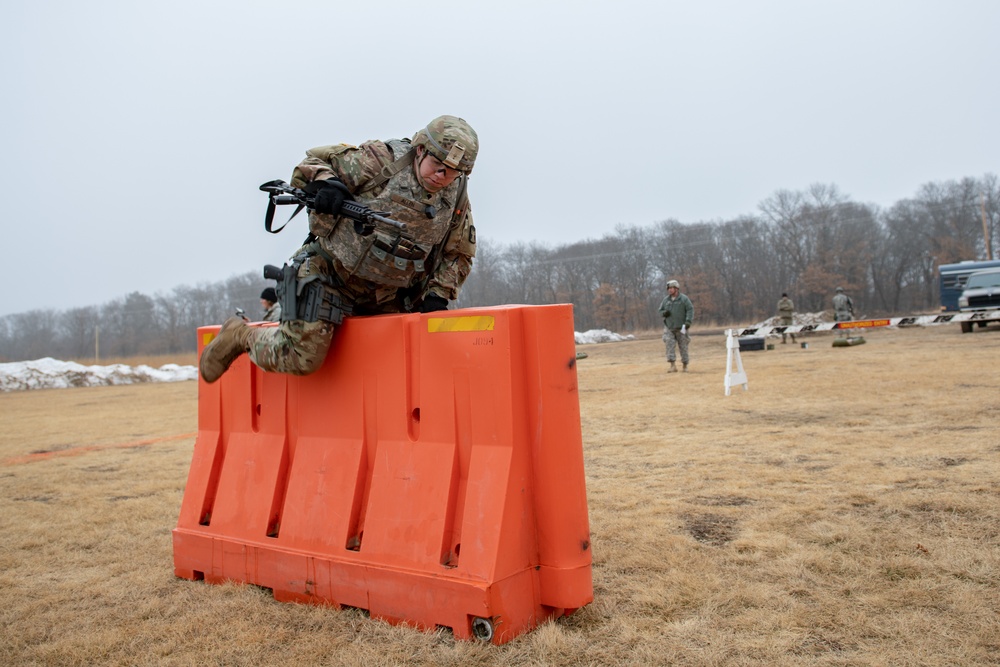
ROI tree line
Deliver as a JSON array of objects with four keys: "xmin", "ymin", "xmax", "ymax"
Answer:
[
  {"xmin": 458, "ymin": 175, "xmax": 998, "ymax": 331},
  {"xmin": 1, "ymin": 174, "xmax": 996, "ymax": 363}
]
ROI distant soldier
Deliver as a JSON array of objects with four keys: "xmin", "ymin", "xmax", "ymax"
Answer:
[
  {"xmin": 658, "ymin": 279, "xmax": 694, "ymax": 372},
  {"xmin": 832, "ymin": 286, "xmax": 855, "ymax": 322},
  {"xmin": 777, "ymin": 292, "xmax": 796, "ymax": 344},
  {"xmin": 260, "ymin": 288, "xmax": 281, "ymax": 322}
]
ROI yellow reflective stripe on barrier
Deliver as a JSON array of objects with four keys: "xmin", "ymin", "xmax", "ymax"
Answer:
[
  {"xmin": 203, "ymin": 332, "xmax": 216, "ymax": 345},
  {"xmin": 427, "ymin": 315, "xmax": 496, "ymax": 333}
]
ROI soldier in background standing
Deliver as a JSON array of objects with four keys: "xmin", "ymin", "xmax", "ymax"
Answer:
[
  {"xmin": 199, "ymin": 115, "xmax": 479, "ymax": 383},
  {"xmin": 658, "ymin": 279, "xmax": 694, "ymax": 372},
  {"xmin": 777, "ymin": 292, "xmax": 796, "ymax": 344},
  {"xmin": 833, "ymin": 286, "xmax": 855, "ymax": 322},
  {"xmin": 260, "ymin": 288, "xmax": 281, "ymax": 322}
]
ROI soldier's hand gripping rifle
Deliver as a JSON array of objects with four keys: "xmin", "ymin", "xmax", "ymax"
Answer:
[{"xmin": 259, "ymin": 179, "xmax": 406, "ymax": 236}]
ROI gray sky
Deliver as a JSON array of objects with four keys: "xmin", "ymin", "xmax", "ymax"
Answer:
[{"xmin": 2, "ymin": 0, "xmax": 997, "ymax": 318}]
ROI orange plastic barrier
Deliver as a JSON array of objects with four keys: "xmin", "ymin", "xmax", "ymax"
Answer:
[{"xmin": 173, "ymin": 304, "xmax": 592, "ymax": 643}]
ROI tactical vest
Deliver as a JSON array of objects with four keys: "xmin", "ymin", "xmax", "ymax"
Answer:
[{"xmin": 307, "ymin": 140, "xmax": 460, "ymax": 294}]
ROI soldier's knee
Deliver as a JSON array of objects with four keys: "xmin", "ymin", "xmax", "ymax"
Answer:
[
  {"xmin": 285, "ymin": 357, "xmax": 325, "ymax": 376},
  {"xmin": 292, "ymin": 332, "xmax": 332, "ymax": 372}
]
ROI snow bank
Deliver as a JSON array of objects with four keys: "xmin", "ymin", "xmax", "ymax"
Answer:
[
  {"xmin": 2, "ymin": 328, "xmax": 636, "ymax": 391},
  {"xmin": 575, "ymin": 329, "xmax": 635, "ymax": 345},
  {"xmin": 0, "ymin": 358, "xmax": 198, "ymax": 392},
  {"xmin": 752, "ymin": 311, "xmax": 830, "ymax": 329}
]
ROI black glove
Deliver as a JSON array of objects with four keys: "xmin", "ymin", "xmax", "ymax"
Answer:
[
  {"xmin": 420, "ymin": 294, "xmax": 449, "ymax": 313},
  {"xmin": 684, "ymin": 323, "xmax": 692, "ymax": 330},
  {"xmin": 304, "ymin": 179, "xmax": 351, "ymax": 215}
]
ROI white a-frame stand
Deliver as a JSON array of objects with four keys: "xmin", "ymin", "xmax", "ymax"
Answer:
[{"xmin": 724, "ymin": 329, "xmax": 749, "ymax": 396}]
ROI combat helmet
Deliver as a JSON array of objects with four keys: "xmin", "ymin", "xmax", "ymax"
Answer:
[
  {"xmin": 666, "ymin": 280, "xmax": 680, "ymax": 289},
  {"xmin": 412, "ymin": 115, "xmax": 479, "ymax": 174}
]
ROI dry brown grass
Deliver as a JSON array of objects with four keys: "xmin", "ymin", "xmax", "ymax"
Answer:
[{"xmin": 2, "ymin": 325, "xmax": 999, "ymax": 666}]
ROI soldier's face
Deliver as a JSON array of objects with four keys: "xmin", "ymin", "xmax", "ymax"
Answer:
[
  {"xmin": 416, "ymin": 146, "xmax": 461, "ymax": 192},
  {"xmin": 668, "ymin": 286, "xmax": 679, "ymax": 296}
]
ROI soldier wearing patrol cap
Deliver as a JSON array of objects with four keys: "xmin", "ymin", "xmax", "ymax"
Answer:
[{"xmin": 200, "ymin": 115, "xmax": 480, "ymax": 383}]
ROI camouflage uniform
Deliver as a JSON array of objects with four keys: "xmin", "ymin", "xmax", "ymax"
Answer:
[
  {"xmin": 777, "ymin": 295, "xmax": 795, "ymax": 343},
  {"xmin": 832, "ymin": 288, "xmax": 854, "ymax": 322},
  {"xmin": 248, "ymin": 137, "xmax": 476, "ymax": 375},
  {"xmin": 658, "ymin": 289, "xmax": 694, "ymax": 366},
  {"xmin": 262, "ymin": 302, "xmax": 281, "ymax": 322}
]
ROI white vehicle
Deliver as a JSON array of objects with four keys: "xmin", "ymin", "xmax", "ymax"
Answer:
[{"xmin": 957, "ymin": 267, "xmax": 1000, "ymax": 333}]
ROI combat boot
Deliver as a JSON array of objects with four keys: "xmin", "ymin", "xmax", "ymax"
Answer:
[
  {"xmin": 199, "ymin": 317, "xmax": 254, "ymax": 383},
  {"xmin": 682, "ymin": 363, "xmax": 689, "ymax": 373},
  {"xmin": 668, "ymin": 360, "xmax": 678, "ymax": 373}
]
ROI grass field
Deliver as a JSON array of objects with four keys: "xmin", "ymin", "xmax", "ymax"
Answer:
[{"xmin": 2, "ymin": 324, "xmax": 998, "ymax": 666}]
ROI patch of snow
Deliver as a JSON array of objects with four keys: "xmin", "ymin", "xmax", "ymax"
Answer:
[
  {"xmin": 0, "ymin": 358, "xmax": 198, "ymax": 392},
  {"xmin": 575, "ymin": 329, "xmax": 635, "ymax": 345},
  {"xmin": 752, "ymin": 311, "xmax": 830, "ymax": 331},
  {"xmin": 2, "ymin": 330, "xmax": 636, "ymax": 392}
]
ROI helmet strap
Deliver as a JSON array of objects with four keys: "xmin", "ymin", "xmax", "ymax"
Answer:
[{"xmin": 413, "ymin": 147, "xmax": 432, "ymax": 191}]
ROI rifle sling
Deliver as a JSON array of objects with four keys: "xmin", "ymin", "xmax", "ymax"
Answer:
[{"xmin": 265, "ymin": 199, "xmax": 304, "ymax": 234}]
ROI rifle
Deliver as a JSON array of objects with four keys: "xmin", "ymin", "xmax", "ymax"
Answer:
[{"xmin": 259, "ymin": 179, "xmax": 406, "ymax": 236}]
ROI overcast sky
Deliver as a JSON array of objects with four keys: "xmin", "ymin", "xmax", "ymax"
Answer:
[{"xmin": 2, "ymin": 0, "xmax": 997, "ymax": 318}]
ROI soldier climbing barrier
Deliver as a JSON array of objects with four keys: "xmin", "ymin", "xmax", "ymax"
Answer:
[
  {"xmin": 724, "ymin": 309, "xmax": 1000, "ymax": 395},
  {"xmin": 173, "ymin": 304, "xmax": 593, "ymax": 644}
]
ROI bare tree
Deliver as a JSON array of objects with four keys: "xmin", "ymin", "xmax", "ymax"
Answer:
[
  {"xmin": 715, "ymin": 217, "xmax": 780, "ymax": 323},
  {"xmin": 60, "ymin": 306, "xmax": 100, "ymax": 360},
  {"xmin": 550, "ymin": 242, "xmax": 602, "ymax": 330},
  {"xmin": 915, "ymin": 178, "xmax": 982, "ymax": 264},
  {"xmin": 456, "ymin": 238, "xmax": 503, "ymax": 308},
  {"xmin": 8, "ymin": 310, "xmax": 59, "ymax": 361},
  {"xmin": 982, "ymin": 173, "xmax": 1000, "ymax": 260}
]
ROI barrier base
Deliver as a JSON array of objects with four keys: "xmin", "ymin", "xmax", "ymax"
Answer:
[{"xmin": 173, "ymin": 532, "xmax": 587, "ymax": 643}]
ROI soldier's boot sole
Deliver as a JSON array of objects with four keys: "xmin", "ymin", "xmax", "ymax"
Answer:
[{"xmin": 199, "ymin": 317, "xmax": 254, "ymax": 383}]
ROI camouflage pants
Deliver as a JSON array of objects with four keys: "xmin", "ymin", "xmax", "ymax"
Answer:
[
  {"xmin": 246, "ymin": 249, "xmax": 339, "ymax": 376},
  {"xmin": 780, "ymin": 316, "xmax": 796, "ymax": 342},
  {"xmin": 663, "ymin": 327, "xmax": 690, "ymax": 364},
  {"xmin": 247, "ymin": 318, "xmax": 335, "ymax": 376}
]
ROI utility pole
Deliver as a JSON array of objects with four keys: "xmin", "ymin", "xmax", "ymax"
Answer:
[
  {"xmin": 95, "ymin": 324, "xmax": 100, "ymax": 364},
  {"xmin": 982, "ymin": 193, "xmax": 994, "ymax": 260}
]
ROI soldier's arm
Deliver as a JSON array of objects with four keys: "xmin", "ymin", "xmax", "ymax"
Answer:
[
  {"xmin": 290, "ymin": 141, "xmax": 393, "ymax": 193},
  {"xmin": 424, "ymin": 210, "xmax": 476, "ymax": 301}
]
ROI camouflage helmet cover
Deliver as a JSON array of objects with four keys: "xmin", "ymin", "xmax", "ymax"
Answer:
[
  {"xmin": 666, "ymin": 280, "xmax": 680, "ymax": 289},
  {"xmin": 412, "ymin": 115, "xmax": 479, "ymax": 174},
  {"xmin": 836, "ymin": 286, "xmax": 844, "ymax": 292}
]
